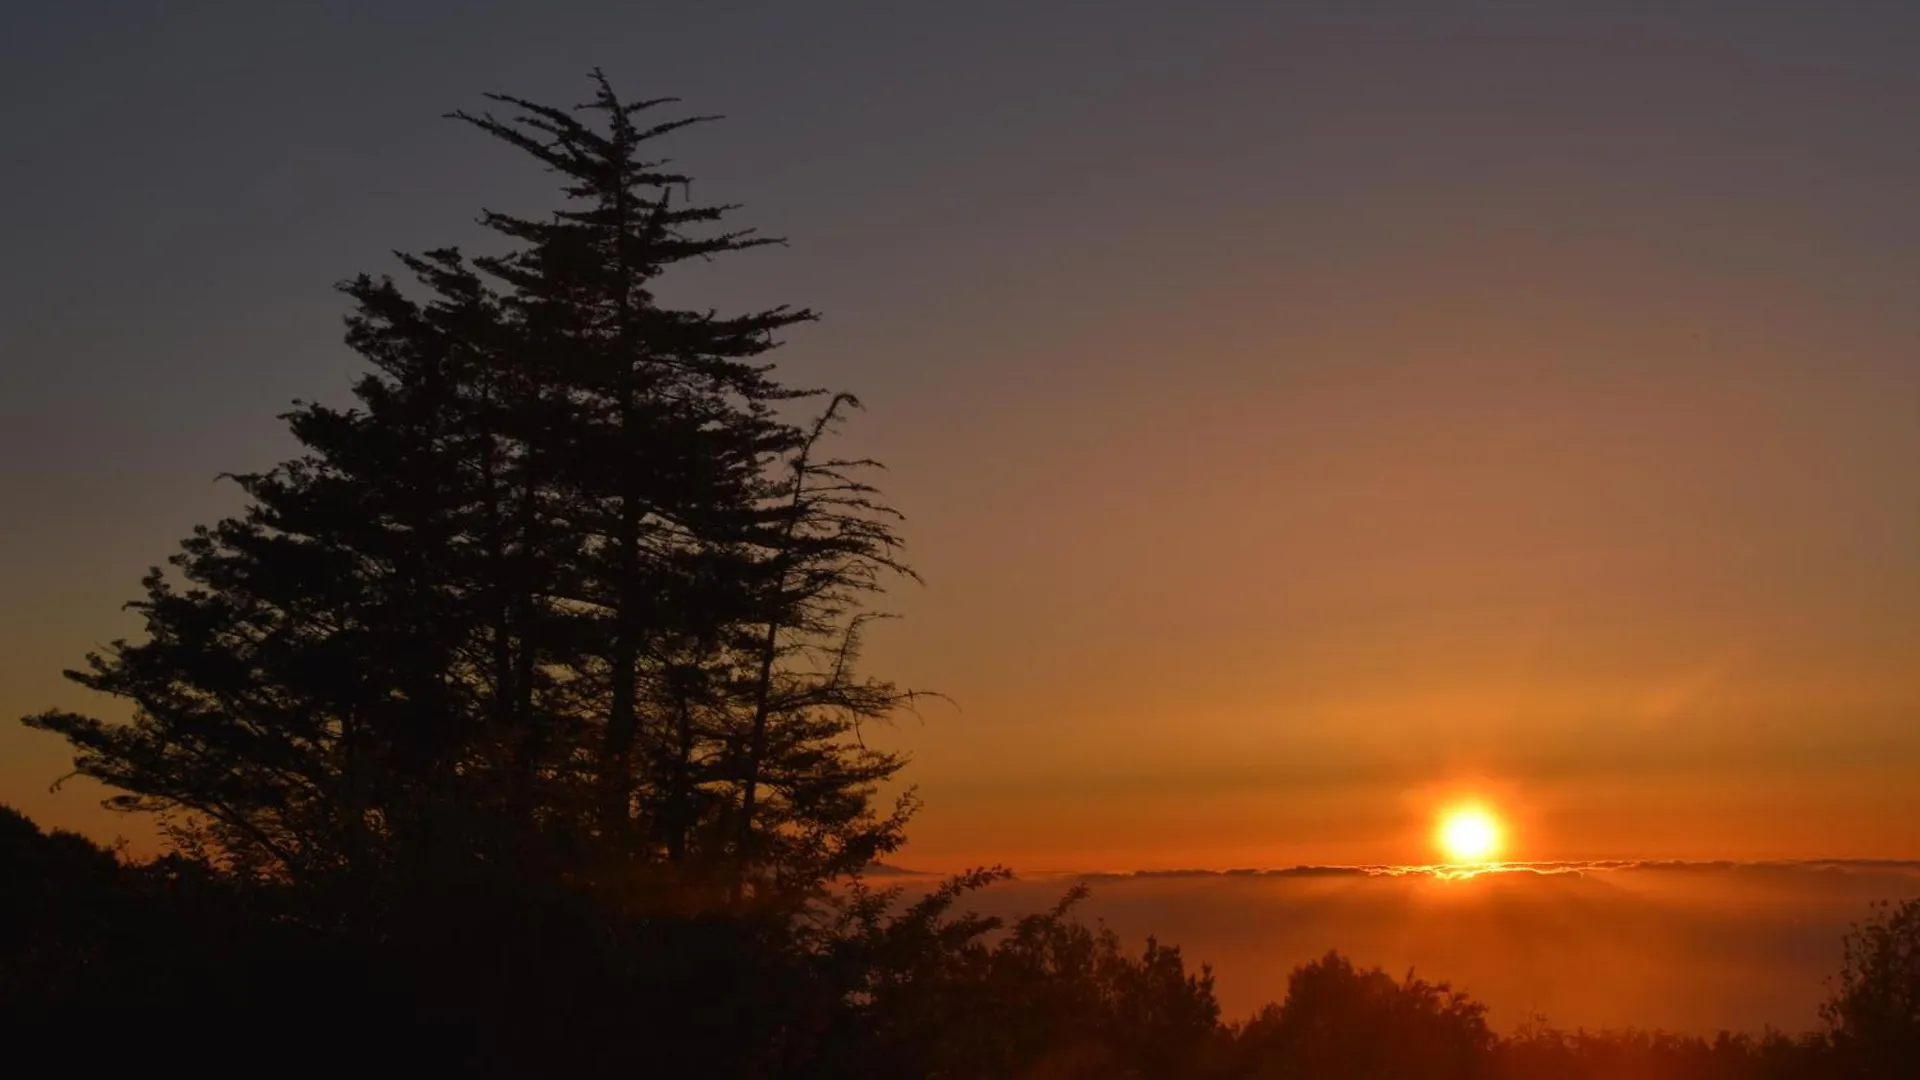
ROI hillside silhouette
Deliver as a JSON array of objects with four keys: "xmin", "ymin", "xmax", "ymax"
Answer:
[{"xmin": 6, "ymin": 75, "xmax": 1918, "ymax": 1078}]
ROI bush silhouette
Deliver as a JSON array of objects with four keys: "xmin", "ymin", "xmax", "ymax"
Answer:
[
  {"xmin": 1223, "ymin": 950, "xmax": 1493, "ymax": 1079},
  {"xmin": 1823, "ymin": 895, "xmax": 1920, "ymax": 1078}
]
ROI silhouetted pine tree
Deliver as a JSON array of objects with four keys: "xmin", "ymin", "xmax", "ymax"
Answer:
[
  {"xmin": 23, "ymin": 73, "xmax": 917, "ymax": 926},
  {"xmin": 445, "ymin": 74, "xmax": 919, "ymax": 906}
]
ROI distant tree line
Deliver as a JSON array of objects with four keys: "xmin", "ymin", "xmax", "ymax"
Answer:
[{"xmin": 7, "ymin": 75, "xmax": 1916, "ymax": 1077}]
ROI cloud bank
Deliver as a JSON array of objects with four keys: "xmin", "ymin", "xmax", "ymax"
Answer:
[{"xmin": 883, "ymin": 859, "xmax": 1920, "ymax": 1034}]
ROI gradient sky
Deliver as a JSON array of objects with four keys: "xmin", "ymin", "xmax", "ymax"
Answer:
[{"xmin": 3, "ymin": 2, "xmax": 1917, "ymax": 872}]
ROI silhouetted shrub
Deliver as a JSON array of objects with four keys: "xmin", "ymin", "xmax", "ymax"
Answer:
[
  {"xmin": 1221, "ymin": 950, "xmax": 1492, "ymax": 1079},
  {"xmin": 823, "ymin": 877, "xmax": 1222, "ymax": 1079},
  {"xmin": 1823, "ymin": 895, "xmax": 1920, "ymax": 1078},
  {"xmin": 1492, "ymin": 1020, "xmax": 1839, "ymax": 1080}
]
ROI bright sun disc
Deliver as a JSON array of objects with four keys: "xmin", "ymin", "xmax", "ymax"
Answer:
[{"xmin": 1437, "ymin": 806, "xmax": 1502, "ymax": 864}]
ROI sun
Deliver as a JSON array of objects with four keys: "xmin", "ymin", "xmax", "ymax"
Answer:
[{"xmin": 1436, "ymin": 805, "xmax": 1503, "ymax": 864}]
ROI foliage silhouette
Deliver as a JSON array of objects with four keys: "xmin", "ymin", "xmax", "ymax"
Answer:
[
  {"xmin": 824, "ymin": 876, "xmax": 1222, "ymax": 1078},
  {"xmin": 1490, "ymin": 1017, "xmax": 1838, "ymax": 1080},
  {"xmin": 24, "ymin": 72, "xmax": 915, "ymax": 919},
  {"xmin": 13, "ymin": 71, "xmax": 931, "ymax": 1071},
  {"xmin": 3, "ymin": 799, "xmax": 1908, "ymax": 1076},
  {"xmin": 1221, "ymin": 951, "xmax": 1493, "ymax": 1079},
  {"xmin": 1822, "ymin": 896, "xmax": 1920, "ymax": 1078}
]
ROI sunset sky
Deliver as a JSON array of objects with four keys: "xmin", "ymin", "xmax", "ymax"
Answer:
[{"xmin": 3, "ymin": 2, "xmax": 1917, "ymax": 878}]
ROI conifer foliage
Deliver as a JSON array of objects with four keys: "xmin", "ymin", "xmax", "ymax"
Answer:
[{"xmin": 24, "ymin": 72, "xmax": 917, "ymax": 915}]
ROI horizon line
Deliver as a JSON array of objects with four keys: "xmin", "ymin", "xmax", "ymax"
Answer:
[{"xmin": 868, "ymin": 856, "xmax": 1920, "ymax": 881}]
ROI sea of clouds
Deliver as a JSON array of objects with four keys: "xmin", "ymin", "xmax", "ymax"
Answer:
[{"xmin": 875, "ymin": 859, "xmax": 1920, "ymax": 1035}]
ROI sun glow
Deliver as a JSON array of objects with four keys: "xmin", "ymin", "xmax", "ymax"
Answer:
[{"xmin": 1436, "ymin": 805, "xmax": 1503, "ymax": 864}]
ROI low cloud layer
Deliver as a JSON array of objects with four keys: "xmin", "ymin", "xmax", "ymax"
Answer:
[{"xmin": 883, "ymin": 859, "xmax": 1920, "ymax": 1035}]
